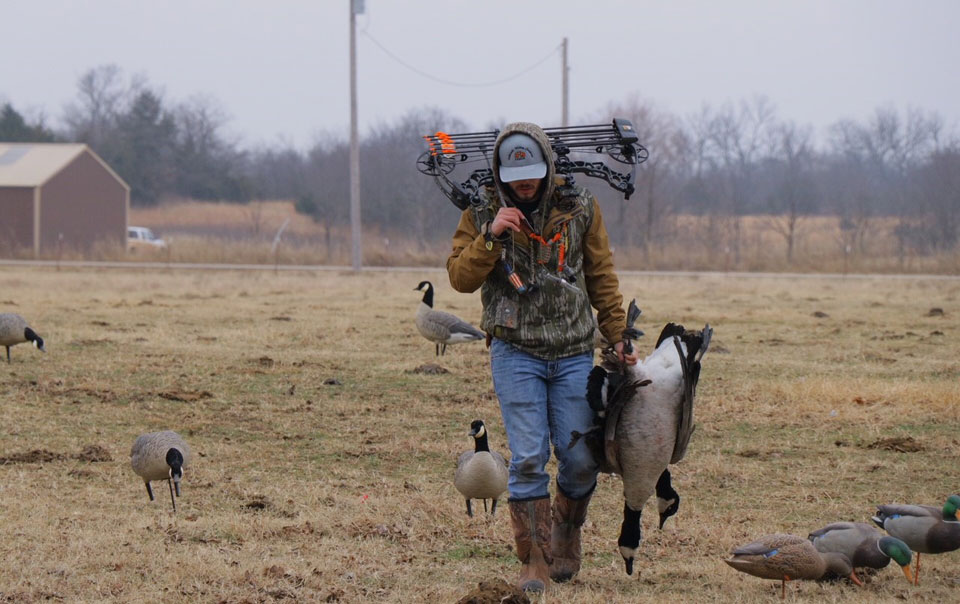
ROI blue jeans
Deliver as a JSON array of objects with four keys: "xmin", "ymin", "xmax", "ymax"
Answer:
[{"xmin": 490, "ymin": 338, "xmax": 598, "ymax": 501}]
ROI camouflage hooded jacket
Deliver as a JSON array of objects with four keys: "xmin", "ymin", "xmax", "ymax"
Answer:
[{"xmin": 446, "ymin": 121, "xmax": 627, "ymax": 360}]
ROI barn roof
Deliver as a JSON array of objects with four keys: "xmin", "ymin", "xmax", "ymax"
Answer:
[{"xmin": 0, "ymin": 143, "xmax": 125, "ymax": 188}]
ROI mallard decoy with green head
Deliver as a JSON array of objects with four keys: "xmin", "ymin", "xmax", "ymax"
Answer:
[
  {"xmin": 808, "ymin": 522, "xmax": 913, "ymax": 583},
  {"xmin": 872, "ymin": 494, "xmax": 960, "ymax": 585}
]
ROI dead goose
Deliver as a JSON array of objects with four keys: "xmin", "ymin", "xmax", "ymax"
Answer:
[
  {"xmin": 872, "ymin": 494, "xmax": 960, "ymax": 585},
  {"xmin": 725, "ymin": 533, "xmax": 863, "ymax": 599},
  {"xmin": 808, "ymin": 522, "xmax": 914, "ymax": 583},
  {"xmin": 0, "ymin": 313, "xmax": 45, "ymax": 363},
  {"xmin": 130, "ymin": 430, "xmax": 191, "ymax": 512},
  {"xmin": 414, "ymin": 280, "xmax": 484, "ymax": 356},
  {"xmin": 454, "ymin": 419, "xmax": 509, "ymax": 517},
  {"xmin": 576, "ymin": 300, "xmax": 711, "ymax": 575}
]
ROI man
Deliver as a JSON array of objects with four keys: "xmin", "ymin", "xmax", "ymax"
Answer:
[{"xmin": 447, "ymin": 122, "xmax": 638, "ymax": 593}]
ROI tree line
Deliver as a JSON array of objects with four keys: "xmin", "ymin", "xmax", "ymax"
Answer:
[{"xmin": 2, "ymin": 65, "xmax": 958, "ymax": 257}]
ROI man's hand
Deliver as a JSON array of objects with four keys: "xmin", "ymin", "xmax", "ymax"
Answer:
[
  {"xmin": 490, "ymin": 207, "xmax": 526, "ymax": 237},
  {"xmin": 614, "ymin": 340, "xmax": 639, "ymax": 365}
]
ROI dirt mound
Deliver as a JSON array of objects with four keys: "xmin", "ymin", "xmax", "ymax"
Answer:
[
  {"xmin": 0, "ymin": 444, "xmax": 113, "ymax": 464},
  {"xmin": 866, "ymin": 436, "xmax": 924, "ymax": 453},
  {"xmin": 457, "ymin": 579, "xmax": 529, "ymax": 604},
  {"xmin": 158, "ymin": 390, "xmax": 213, "ymax": 402},
  {"xmin": 409, "ymin": 364, "xmax": 449, "ymax": 375},
  {"xmin": 0, "ymin": 449, "xmax": 67, "ymax": 464},
  {"xmin": 76, "ymin": 444, "xmax": 113, "ymax": 462}
]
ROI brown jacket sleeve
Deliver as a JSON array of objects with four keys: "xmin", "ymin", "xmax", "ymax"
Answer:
[
  {"xmin": 582, "ymin": 197, "xmax": 627, "ymax": 343},
  {"xmin": 446, "ymin": 209, "xmax": 501, "ymax": 293}
]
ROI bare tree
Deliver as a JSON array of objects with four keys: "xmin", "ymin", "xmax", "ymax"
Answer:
[
  {"xmin": 705, "ymin": 96, "xmax": 777, "ymax": 265},
  {"xmin": 596, "ymin": 96, "xmax": 688, "ymax": 261},
  {"xmin": 915, "ymin": 147, "xmax": 960, "ymax": 250},
  {"xmin": 62, "ymin": 65, "xmax": 143, "ymax": 150},
  {"xmin": 828, "ymin": 106, "xmax": 944, "ymax": 260},
  {"xmin": 765, "ymin": 121, "xmax": 816, "ymax": 263}
]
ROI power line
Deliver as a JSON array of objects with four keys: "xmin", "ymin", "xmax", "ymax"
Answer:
[{"xmin": 360, "ymin": 31, "xmax": 562, "ymax": 88}]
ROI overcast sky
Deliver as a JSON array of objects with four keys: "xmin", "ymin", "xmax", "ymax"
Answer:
[{"xmin": 2, "ymin": 1, "xmax": 957, "ymax": 149}]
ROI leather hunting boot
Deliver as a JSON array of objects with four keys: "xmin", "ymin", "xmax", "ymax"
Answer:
[
  {"xmin": 550, "ymin": 486, "xmax": 593, "ymax": 582},
  {"xmin": 508, "ymin": 497, "xmax": 553, "ymax": 594}
]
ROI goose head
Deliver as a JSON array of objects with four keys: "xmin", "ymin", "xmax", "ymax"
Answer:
[
  {"xmin": 654, "ymin": 468, "xmax": 680, "ymax": 529},
  {"xmin": 469, "ymin": 419, "xmax": 486, "ymax": 439},
  {"xmin": 469, "ymin": 419, "xmax": 490, "ymax": 452},
  {"xmin": 25, "ymin": 328, "xmax": 45, "ymax": 353},
  {"xmin": 414, "ymin": 281, "xmax": 434, "ymax": 307},
  {"xmin": 166, "ymin": 448, "xmax": 185, "ymax": 497}
]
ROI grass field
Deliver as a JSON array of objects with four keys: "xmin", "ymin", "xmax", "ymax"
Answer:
[{"xmin": 0, "ymin": 267, "xmax": 958, "ymax": 602}]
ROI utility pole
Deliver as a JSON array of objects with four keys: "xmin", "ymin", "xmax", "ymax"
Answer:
[
  {"xmin": 561, "ymin": 37, "xmax": 569, "ymax": 127},
  {"xmin": 349, "ymin": 0, "xmax": 363, "ymax": 271}
]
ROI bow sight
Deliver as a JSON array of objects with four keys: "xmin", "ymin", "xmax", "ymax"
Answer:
[{"xmin": 417, "ymin": 118, "xmax": 648, "ymax": 211}]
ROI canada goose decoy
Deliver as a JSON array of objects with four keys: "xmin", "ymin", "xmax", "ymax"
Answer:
[
  {"xmin": 0, "ymin": 313, "xmax": 45, "ymax": 363},
  {"xmin": 414, "ymin": 281, "xmax": 484, "ymax": 356},
  {"xmin": 872, "ymin": 494, "xmax": 960, "ymax": 585},
  {"xmin": 130, "ymin": 430, "xmax": 191, "ymax": 512},
  {"xmin": 576, "ymin": 300, "xmax": 711, "ymax": 575},
  {"xmin": 454, "ymin": 419, "xmax": 508, "ymax": 517},
  {"xmin": 725, "ymin": 533, "xmax": 863, "ymax": 599},
  {"xmin": 808, "ymin": 522, "xmax": 914, "ymax": 584}
]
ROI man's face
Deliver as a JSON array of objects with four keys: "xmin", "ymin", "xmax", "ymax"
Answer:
[{"xmin": 507, "ymin": 178, "xmax": 542, "ymax": 201}]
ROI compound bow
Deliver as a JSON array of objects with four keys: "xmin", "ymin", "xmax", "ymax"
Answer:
[{"xmin": 417, "ymin": 118, "xmax": 648, "ymax": 211}]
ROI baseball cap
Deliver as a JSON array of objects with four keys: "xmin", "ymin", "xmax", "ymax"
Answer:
[{"xmin": 498, "ymin": 133, "xmax": 548, "ymax": 183}]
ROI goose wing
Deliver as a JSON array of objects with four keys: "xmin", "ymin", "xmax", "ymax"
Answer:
[
  {"xmin": 454, "ymin": 450, "xmax": 474, "ymax": 487},
  {"xmin": 602, "ymin": 375, "xmax": 651, "ymax": 474},
  {"xmin": 670, "ymin": 324, "xmax": 712, "ymax": 464},
  {"xmin": 419, "ymin": 307, "xmax": 484, "ymax": 341}
]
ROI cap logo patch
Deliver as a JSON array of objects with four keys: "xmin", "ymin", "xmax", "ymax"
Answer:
[{"xmin": 513, "ymin": 149, "xmax": 527, "ymax": 160}]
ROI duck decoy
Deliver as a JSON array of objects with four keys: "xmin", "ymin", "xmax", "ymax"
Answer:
[
  {"xmin": 808, "ymin": 522, "xmax": 913, "ymax": 583},
  {"xmin": 872, "ymin": 494, "xmax": 960, "ymax": 585},
  {"xmin": 726, "ymin": 533, "xmax": 863, "ymax": 599}
]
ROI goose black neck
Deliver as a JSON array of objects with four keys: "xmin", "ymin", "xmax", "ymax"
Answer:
[
  {"xmin": 655, "ymin": 468, "xmax": 678, "ymax": 500},
  {"xmin": 420, "ymin": 282, "xmax": 434, "ymax": 307},
  {"xmin": 166, "ymin": 448, "xmax": 184, "ymax": 475},
  {"xmin": 474, "ymin": 431, "xmax": 490, "ymax": 453},
  {"xmin": 24, "ymin": 327, "xmax": 39, "ymax": 343},
  {"xmin": 618, "ymin": 503, "xmax": 643, "ymax": 548}
]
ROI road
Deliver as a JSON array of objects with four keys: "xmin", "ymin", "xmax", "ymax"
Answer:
[{"xmin": 1, "ymin": 259, "xmax": 957, "ymax": 280}]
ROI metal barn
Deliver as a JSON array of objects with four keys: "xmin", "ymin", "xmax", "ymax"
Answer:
[{"xmin": 0, "ymin": 143, "xmax": 129, "ymax": 256}]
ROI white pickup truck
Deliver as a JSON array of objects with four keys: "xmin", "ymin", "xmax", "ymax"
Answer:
[{"xmin": 127, "ymin": 226, "xmax": 167, "ymax": 252}]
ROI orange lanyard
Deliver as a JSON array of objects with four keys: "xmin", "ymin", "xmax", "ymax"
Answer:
[{"xmin": 522, "ymin": 223, "xmax": 567, "ymax": 274}]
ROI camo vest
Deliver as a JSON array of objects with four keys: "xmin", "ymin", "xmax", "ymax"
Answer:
[{"xmin": 472, "ymin": 182, "xmax": 597, "ymax": 360}]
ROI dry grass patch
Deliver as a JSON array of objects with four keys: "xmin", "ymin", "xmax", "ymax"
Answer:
[{"xmin": 0, "ymin": 267, "xmax": 957, "ymax": 602}]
